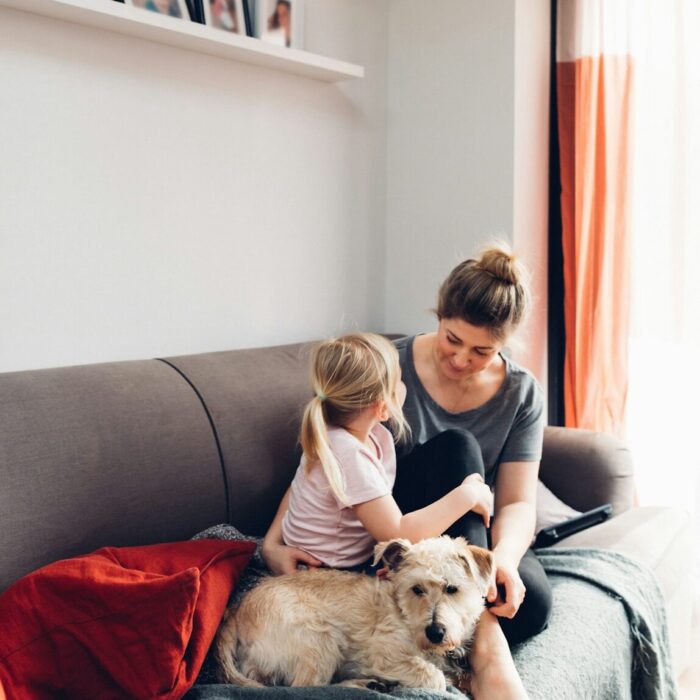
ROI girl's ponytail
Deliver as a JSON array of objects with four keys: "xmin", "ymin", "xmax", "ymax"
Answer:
[{"xmin": 300, "ymin": 394, "xmax": 349, "ymax": 506}]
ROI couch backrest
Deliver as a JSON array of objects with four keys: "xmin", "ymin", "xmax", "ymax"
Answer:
[
  {"xmin": 0, "ymin": 340, "xmax": 635, "ymax": 592},
  {"xmin": 0, "ymin": 343, "xmax": 313, "ymax": 592},
  {"xmin": 161, "ymin": 343, "xmax": 313, "ymax": 536}
]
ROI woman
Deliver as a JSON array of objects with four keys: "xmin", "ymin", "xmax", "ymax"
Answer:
[
  {"xmin": 263, "ymin": 244, "xmax": 549, "ymax": 699},
  {"xmin": 265, "ymin": 0, "xmax": 292, "ymax": 47}
]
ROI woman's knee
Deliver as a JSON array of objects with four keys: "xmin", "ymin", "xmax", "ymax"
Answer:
[
  {"xmin": 502, "ymin": 554, "xmax": 552, "ymax": 644},
  {"xmin": 521, "ymin": 575, "xmax": 552, "ymax": 636},
  {"xmin": 395, "ymin": 429, "xmax": 486, "ymax": 508},
  {"xmin": 430, "ymin": 429, "xmax": 485, "ymax": 479},
  {"xmin": 499, "ymin": 584, "xmax": 552, "ymax": 645}
]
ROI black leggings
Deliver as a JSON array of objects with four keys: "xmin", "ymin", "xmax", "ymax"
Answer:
[{"xmin": 394, "ymin": 429, "xmax": 552, "ymax": 646}]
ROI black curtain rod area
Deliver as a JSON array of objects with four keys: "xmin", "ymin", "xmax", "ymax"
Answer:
[{"xmin": 547, "ymin": 0, "xmax": 565, "ymax": 427}]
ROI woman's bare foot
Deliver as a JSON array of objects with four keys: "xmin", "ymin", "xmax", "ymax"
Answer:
[{"xmin": 468, "ymin": 611, "xmax": 528, "ymax": 699}]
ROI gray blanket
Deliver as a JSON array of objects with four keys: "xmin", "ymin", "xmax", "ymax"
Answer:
[
  {"xmin": 186, "ymin": 687, "xmax": 461, "ymax": 700},
  {"xmin": 513, "ymin": 548, "xmax": 678, "ymax": 700},
  {"xmin": 188, "ymin": 528, "xmax": 677, "ymax": 700}
]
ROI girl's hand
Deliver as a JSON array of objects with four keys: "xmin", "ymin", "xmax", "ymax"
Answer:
[
  {"xmin": 486, "ymin": 555, "xmax": 526, "ymax": 619},
  {"xmin": 462, "ymin": 473, "xmax": 493, "ymax": 527},
  {"xmin": 261, "ymin": 541, "xmax": 322, "ymax": 576}
]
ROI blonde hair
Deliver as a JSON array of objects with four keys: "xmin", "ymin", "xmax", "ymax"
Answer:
[
  {"xmin": 437, "ymin": 243, "xmax": 531, "ymax": 341},
  {"xmin": 300, "ymin": 333, "xmax": 409, "ymax": 506}
]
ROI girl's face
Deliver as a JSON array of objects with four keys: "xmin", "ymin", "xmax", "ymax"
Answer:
[
  {"xmin": 394, "ymin": 368, "xmax": 407, "ymax": 408},
  {"xmin": 434, "ymin": 318, "xmax": 504, "ymax": 381},
  {"xmin": 377, "ymin": 367, "xmax": 406, "ymax": 423}
]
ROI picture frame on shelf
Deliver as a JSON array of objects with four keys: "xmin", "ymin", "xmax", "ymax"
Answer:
[
  {"xmin": 185, "ymin": 0, "xmax": 200, "ymax": 23},
  {"xmin": 203, "ymin": 0, "xmax": 247, "ymax": 35},
  {"xmin": 125, "ymin": 0, "xmax": 192, "ymax": 20},
  {"xmin": 241, "ymin": 0, "xmax": 253, "ymax": 36},
  {"xmin": 254, "ymin": 0, "xmax": 303, "ymax": 49}
]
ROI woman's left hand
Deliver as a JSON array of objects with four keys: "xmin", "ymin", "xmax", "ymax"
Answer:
[{"xmin": 486, "ymin": 555, "xmax": 526, "ymax": 619}]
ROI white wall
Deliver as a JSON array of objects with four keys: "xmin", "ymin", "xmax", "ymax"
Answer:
[
  {"xmin": 0, "ymin": 0, "xmax": 389, "ymax": 372},
  {"xmin": 0, "ymin": 1, "xmax": 550, "ymax": 379},
  {"xmin": 512, "ymin": 0, "xmax": 550, "ymax": 386},
  {"xmin": 384, "ymin": 0, "xmax": 550, "ymax": 387},
  {"xmin": 384, "ymin": 0, "xmax": 515, "ymax": 335}
]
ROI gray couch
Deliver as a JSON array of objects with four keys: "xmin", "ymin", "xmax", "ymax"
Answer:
[{"xmin": 0, "ymin": 341, "xmax": 693, "ymax": 697}]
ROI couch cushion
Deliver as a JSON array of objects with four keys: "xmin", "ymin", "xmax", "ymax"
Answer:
[
  {"xmin": 535, "ymin": 479, "xmax": 582, "ymax": 533},
  {"xmin": 0, "ymin": 539, "xmax": 255, "ymax": 700}
]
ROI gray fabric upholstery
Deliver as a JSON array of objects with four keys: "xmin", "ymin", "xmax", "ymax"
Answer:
[
  {"xmin": 539, "ymin": 426, "xmax": 635, "ymax": 514},
  {"xmin": 0, "ymin": 359, "xmax": 226, "ymax": 591},
  {"xmin": 4, "ymin": 339, "xmax": 688, "ymax": 696},
  {"xmin": 0, "ymin": 340, "xmax": 634, "ymax": 594},
  {"xmin": 164, "ymin": 343, "xmax": 314, "ymax": 536}
]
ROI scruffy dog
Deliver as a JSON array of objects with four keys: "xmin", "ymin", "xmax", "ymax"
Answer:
[{"xmin": 215, "ymin": 536, "xmax": 493, "ymax": 691}]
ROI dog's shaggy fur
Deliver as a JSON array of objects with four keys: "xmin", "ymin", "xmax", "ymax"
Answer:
[{"xmin": 215, "ymin": 536, "xmax": 493, "ymax": 691}]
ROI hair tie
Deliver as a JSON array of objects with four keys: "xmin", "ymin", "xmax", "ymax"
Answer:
[{"xmin": 316, "ymin": 391, "xmax": 327, "ymax": 401}]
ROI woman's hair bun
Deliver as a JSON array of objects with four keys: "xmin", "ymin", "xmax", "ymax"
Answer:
[
  {"xmin": 436, "ymin": 241, "xmax": 531, "ymax": 339},
  {"xmin": 476, "ymin": 244, "xmax": 519, "ymax": 285}
]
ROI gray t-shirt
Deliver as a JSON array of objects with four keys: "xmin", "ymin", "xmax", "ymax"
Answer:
[{"xmin": 395, "ymin": 335, "xmax": 544, "ymax": 486}]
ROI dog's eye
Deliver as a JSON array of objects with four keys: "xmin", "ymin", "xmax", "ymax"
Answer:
[
  {"xmin": 411, "ymin": 585, "xmax": 425, "ymax": 597},
  {"xmin": 445, "ymin": 585, "xmax": 459, "ymax": 595}
]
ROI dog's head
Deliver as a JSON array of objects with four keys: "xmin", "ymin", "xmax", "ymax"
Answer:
[{"xmin": 373, "ymin": 536, "xmax": 493, "ymax": 655}]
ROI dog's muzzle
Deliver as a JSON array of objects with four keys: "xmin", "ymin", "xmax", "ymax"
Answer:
[{"xmin": 425, "ymin": 622, "xmax": 446, "ymax": 645}]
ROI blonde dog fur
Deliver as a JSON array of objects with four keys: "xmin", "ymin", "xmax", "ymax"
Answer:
[{"xmin": 215, "ymin": 536, "xmax": 493, "ymax": 691}]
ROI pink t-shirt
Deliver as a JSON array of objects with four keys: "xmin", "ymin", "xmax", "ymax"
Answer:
[{"xmin": 281, "ymin": 423, "xmax": 396, "ymax": 568}]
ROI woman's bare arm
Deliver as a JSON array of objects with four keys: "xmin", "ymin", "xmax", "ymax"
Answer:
[{"xmin": 487, "ymin": 460, "xmax": 538, "ymax": 617}]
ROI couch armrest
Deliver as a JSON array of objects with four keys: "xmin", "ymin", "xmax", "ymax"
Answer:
[{"xmin": 540, "ymin": 426, "xmax": 635, "ymax": 515}]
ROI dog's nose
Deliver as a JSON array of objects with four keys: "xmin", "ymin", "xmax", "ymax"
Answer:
[{"xmin": 425, "ymin": 623, "xmax": 446, "ymax": 644}]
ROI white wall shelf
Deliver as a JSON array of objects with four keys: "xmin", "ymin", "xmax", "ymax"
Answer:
[{"xmin": 0, "ymin": 0, "xmax": 365, "ymax": 83}]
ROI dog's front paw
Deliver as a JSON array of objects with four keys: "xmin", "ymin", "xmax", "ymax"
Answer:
[
  {"xmin": 366, "ymin": 679, "xmax": 399, "ymax": 693},
  {"xmin": 338, "ymin": 678, "xmax": 398, "ymax": 693},
  {"xmin": 445, "ymin": 646, "xmax": 471, "ymax": 672}
]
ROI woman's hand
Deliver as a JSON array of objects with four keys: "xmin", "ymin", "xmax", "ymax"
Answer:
[
  {"xmin": 486, "ymin": 554, "xmax": 526, "ymax": 619},
  {"xmin": 462, "ymin": 473, "xmax": 493, "ymax": 527},
  {"xmin": 261, "ymin": 541, "xmax": 322, "ymax": 576}
]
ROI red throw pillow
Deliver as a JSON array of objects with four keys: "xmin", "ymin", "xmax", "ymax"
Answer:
[{"xmin": 0, "ymin": 539, "xmax": 256, "ymax": 700}]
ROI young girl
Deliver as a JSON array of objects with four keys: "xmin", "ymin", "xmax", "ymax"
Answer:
[{"xmin": 264, "ymin": 332, "xmax": 492, "ymax": 572}]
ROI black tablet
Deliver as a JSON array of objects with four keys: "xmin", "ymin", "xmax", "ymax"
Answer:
[{"xmin": 534, "ymin": 503, "xmax": 613, "ymax": 548}]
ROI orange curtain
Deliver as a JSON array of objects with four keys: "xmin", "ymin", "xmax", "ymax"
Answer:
[{"xmin": 556, "ymin": 2, "xmax": 633, "ymax": 437}]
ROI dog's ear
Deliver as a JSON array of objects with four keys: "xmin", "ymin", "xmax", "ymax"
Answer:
[
  {"xmin": 455, "ymin": 540, "xmax": 494, "ymax": 593},
  {"xmin": 373, "ymin": 538, "xmax": 410, "ymax": 570},
  {"xmin": 461, "ymin": 545, "xmax": 494, "ymax": 593}
]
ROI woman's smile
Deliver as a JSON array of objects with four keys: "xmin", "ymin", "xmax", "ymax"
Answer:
[
  {"xmin": 446, "ymin": 357, "xmax": 471, "ymax": 375},
  {"xmin": 433, "ymin": 318, "xmax": 501, "ymax": 383}
]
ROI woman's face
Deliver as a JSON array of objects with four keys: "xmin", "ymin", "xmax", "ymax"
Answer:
[
  {"xmin": 434, "ymin": 318, "xmax": 504, "ymax": 381},
  {"xmin": 276, "ymin": 2, "xmax": 290, "ymax": 29}
]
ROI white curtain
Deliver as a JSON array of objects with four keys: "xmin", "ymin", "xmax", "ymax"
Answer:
[{"xmin": 625, "ymin": 1, "xmax": 700, "ymax": 544}]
